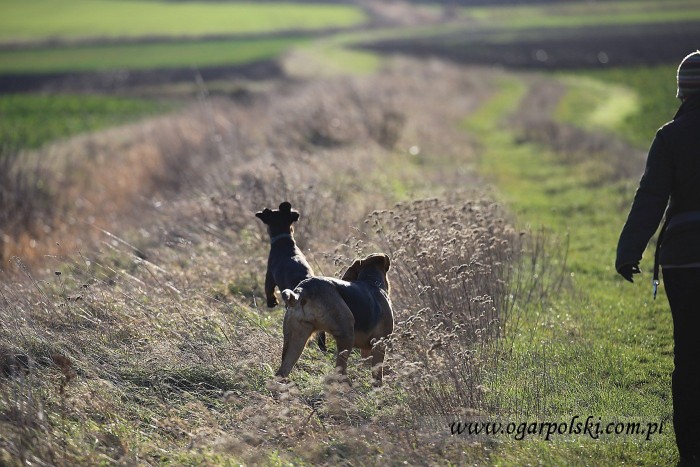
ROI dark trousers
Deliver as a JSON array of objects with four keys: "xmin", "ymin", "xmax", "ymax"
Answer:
[{"xmin": 664, "ymin": 267, "xmax": 700, "ymax": 459}]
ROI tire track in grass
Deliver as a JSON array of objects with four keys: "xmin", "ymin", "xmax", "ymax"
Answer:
[{"xmin": 463, "ymin": 70, "xmax": 675, "ymax": 465}]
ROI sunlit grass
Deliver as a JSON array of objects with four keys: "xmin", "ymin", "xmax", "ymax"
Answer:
[
  {"xmin": 555, "ymin": 75, "xmax": 639, "ymax": 132},
  {"xmin": 573, "ymin": 65, "xmax": 680, "ymax": 147},
  {"xmin": 463, "ymin": 70, "xmax": 676, "ymax": 465}
]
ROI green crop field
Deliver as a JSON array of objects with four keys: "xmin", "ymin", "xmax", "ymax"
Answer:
[
  {"xmin": 0, "ymin": 0, "xmax": 367, "ymax": 42},
  {"xmin": 0, "ymin": 36, "xmax": 309, "ymax": 74},
  {"xmin": 0, "ymin": 94, "xmax": 175, "ymax": 150}
]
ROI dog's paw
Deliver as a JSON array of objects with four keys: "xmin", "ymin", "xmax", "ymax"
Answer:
[{"xmin": 267, "ymin": 298, "xmax": 279, "ymax": 308}]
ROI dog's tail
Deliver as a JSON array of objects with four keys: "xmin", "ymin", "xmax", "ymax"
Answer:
[{"xmin": 281, "ymin": 289, "xmax": 299, "ymax": 307}]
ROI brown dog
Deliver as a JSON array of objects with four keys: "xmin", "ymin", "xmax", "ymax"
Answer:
[
  {"xmin": 276, "ymin": 253, "xmax": 394, "ymax": 385},
  {"xmin": 256, "ymin": 202, "xmax": 326, "ymax": 352}
]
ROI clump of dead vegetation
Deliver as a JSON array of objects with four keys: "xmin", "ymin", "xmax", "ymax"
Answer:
[
  {"xmin": 0, "ymin": 61, "xmax": 566, "ymax": 465},
  {"xmin": 328, "ymin": 197, "xmax": 566, "ymax": 422}
]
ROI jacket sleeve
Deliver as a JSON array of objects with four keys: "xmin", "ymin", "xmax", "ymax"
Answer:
[{"xmin": 615, "ymin": 131, "xmax": 674, "ymax": 271}]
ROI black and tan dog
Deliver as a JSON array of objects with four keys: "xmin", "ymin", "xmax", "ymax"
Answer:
[
  {"xmin": 256, "ymin": 202, "xmax": 326, "ymax": 352},
  {"xmin": 276, "ymin": 253, "xmax": 394, "ymax": 385}
]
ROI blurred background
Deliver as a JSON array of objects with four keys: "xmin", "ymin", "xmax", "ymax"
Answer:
[{"xmin": 2, "ymin": 0, "xmax": 698, "ymax": 148}]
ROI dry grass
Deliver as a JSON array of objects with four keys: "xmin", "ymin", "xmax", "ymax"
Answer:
[{"xmin": 0, "ymin": 60, "xmax": 566, "ymax": 465}]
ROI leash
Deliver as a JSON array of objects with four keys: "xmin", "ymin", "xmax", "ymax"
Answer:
[{"xmin": 652, "ymin": 221, "xmax": 666, "ymax": 300}]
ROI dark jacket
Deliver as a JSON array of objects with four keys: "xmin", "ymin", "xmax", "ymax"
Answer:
[{"xmin": 616, "ymin": 94, "xmax": 700, "ymax": 270}]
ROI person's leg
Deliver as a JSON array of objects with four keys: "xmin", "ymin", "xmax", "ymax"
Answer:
[{"xmin": 664, "ymin": 267, "xmax": 700, "ymax": 460}]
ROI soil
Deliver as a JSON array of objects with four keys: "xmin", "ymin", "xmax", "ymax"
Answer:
[
  {"xmin": 0, "ymin": 60, "xmax": 284, "ymax": 94},
  {"xmin": 357, "ymin": 20, "xmax": 700, "ymax": 69}
]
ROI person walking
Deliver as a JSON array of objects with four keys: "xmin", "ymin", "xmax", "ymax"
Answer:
[{"xmin": 616, "ymin": 50, "xmax": 700, "ymax": 462}]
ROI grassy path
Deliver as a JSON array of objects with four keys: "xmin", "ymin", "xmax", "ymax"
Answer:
[{"xmin": 465, "ymin": 73, "xmax": 676, "ymax": 464}]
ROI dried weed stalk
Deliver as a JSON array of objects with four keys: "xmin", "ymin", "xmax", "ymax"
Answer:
[{"xmin": 333, "ymin": 197, "xmax": 567, "ymax": 419}]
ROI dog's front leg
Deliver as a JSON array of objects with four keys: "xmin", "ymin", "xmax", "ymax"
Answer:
[
  {"xmin": 275, "ymin": 310, "xmax": 314, "ymax": 378},
  {"xmin": 264, "ymin": 270, "xmax": 278, "ymax": 308}
]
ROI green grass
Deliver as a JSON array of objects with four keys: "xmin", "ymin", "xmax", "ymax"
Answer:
[
  {"xmin": 0, "ymin": 0, "xmax": 367, "ymax": 42},
  {"xmin": 0, "ymin": 94, "xmax": 176, "ymax": 149},
  {"xmin": 568, "ymin": 65, "xmax": 681, "ymax": 147},
  {"xmin": 555, "ymin": 75, "xmax": 639, "ymax": 132},
  {"xmin": 0, "ymin": 36, "xmax": 310, "ymax": 74},
  {"xmin": 464, "ymin": 72, "xmax": 677, "ymax": 464},
  {"xmin": 283, "ymin": 32, "xmax": 384, "ymax": 78}
]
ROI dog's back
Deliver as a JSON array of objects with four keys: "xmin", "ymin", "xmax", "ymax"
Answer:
[
  {"xmin": 330, "ymin": 278, "xmax": 388, "ymax": 334},
  {"xmin": 267, "ymin": 237, "xmax": 313, "ymax": 291},
  {"xmin": 289, "ymin": 253, "xmax": 393, "ymax": 345}
]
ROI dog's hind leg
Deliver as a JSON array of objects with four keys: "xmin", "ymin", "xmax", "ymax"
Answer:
[
  {"xmin": 371, "ymin": 342, "xmax": 386, "ymax": 386},
  {"xmin": 333, "ymin": 332, "xmax": 354, "ymax": 377},
  {"xmin": 275, "ymin": 311, "xmax": 314, "ymax": 378},
  {"xmin": 316, "ymin": 332, "xmax": 327, "ymax": 353},
  {"xmin": 323, "ymin": 303, "xmax": 355, "ymax": 377}
]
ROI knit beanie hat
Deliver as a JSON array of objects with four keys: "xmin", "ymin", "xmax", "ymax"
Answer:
[{"xmin": 677, "ymin": 51, "xmax": 700, "ymax": 99}]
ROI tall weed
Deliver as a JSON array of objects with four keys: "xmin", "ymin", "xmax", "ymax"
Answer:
[{"xmin": 334, "ymin": 197, "xmax": 567, "ymax": 420}]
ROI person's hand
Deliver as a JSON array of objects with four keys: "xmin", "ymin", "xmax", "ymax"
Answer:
[{"xmin": 617, "ymin": 263, "xmax": 641, "ymax": 283}]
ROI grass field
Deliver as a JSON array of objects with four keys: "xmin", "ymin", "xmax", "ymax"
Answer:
[
  {"xmin": 0, "ymin": 36, "xmax": 309, "ymax": 74},
  {"xmin": 0, "ymin": 0, "xmax": 367, "ymax": 42},
  {"xmin": 4, "ymin": 0, "xmax": 697, "ymax": 77},
  {"xmin": 2, "ymin": 1, "xmax": 699, "ymax": 464},
  {"xmin": 0, "ymin": 94, "xmax": 176, "ymax": 149},
  {"xmin": 0, "ymin": 58, "xmax": 687, "ymax": 465},
  {"xmin": 562, "ymin": 65, "xmax": 681, "ymax": 146},
  {"xmin": 462, "ymin": 66, "xmax": 681, "ymax": 464}
]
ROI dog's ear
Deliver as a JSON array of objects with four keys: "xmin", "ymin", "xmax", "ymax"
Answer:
[
  {"xmin": 279, "ymin": 202, "xmax": 300, "ymax": 223},
  {"xmin": 382, "ymin": 254, "xmax": 391, "ymax": 271},
  {"xmin": 281, "ymin": 289, "xmax": 299, "ymax": 307},
  {"xmin": 342, "ymin": 254, "xmax": 391, "ymax": 281},
  {"xmin": 341, "ymin": 259, "xmax": 362, "ymax": 282},
  {"xmin": 255, "ymin": 208, "xmax": 272, "ymax": 224},
  {"xmin": 363, "ymin": 253, "xmax": 391, "ymax": 271}
]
